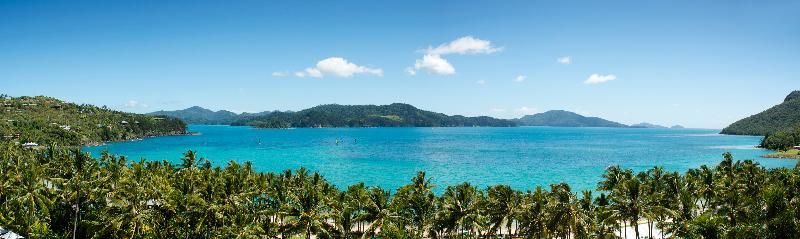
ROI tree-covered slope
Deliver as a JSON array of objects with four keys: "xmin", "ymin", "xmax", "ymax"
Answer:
[
  {"xmin": 149, "ymin": 106, "xmax": 274, "ymax": 124},
  {"xmin": 515, "ymin": 110, "xmax": 628, "ymax": 127},
  {"xmin": 149, "ymin": 106, "xmax": 240, "ymax": 124},
  {"xmin": 0, "ymin": 95, "xmax": 186, "ymax": 146},
  {"xmin": 232, "ymin": 103, "xmax": 516, "ymax": 128},
  {"xmin": 721, "ymin": 90, "xmax": 800, "ymax": 136}
]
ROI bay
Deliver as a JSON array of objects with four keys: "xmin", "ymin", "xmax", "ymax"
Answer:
[{"xmin": 83, "ymin": 125, "xmax": 795, "ymax": 193}]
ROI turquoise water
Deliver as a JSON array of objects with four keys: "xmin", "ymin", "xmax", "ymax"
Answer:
[{"xmin": 84, "ymin": 125, "xmax": 796, "ymax": 193}]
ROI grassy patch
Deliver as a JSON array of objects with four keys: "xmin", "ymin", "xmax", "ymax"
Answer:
[{"xmin": 763, "ymin": 149, "xmax": 800, "ymax": 159}]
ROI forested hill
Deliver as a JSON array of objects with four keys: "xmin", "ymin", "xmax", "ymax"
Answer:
[
  {"xmin": 0, "ymin": 95, "xmax": 186, "ymax": 146},
  {"xmin": 149, "ymin": 106, "xmax": 239, "ymax": 124},
  {"xmin": 148, "ymin": 106, "xmax": 275, "ymax": 124},
  {"xmin": 721, "ymin": 90, "xmax": 800, "ymax": 136},
  {"xmin": 231, "ymin": 103, "xmax": 516, "ymax": 128},
  {"xmin": 515, "ymin": 110, "xmax": 628, "ymax": 127}
]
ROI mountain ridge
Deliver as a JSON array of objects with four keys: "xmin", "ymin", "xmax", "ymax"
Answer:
[{"xmin": 514, "ymin": 110, "xmax": 629, "ymax": 128}]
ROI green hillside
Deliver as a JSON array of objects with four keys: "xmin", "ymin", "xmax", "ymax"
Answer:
[
  {"xmin": 721, "ymin": 91, "xmax": 800, "ymax": 136},
  {"xmin": 232, "ymin": 103, "xmax": 516, "ymax": 128},
  {"xmin": 149, "ymin": 106, "xmax": 242, "ymax": 124},
  {"xmin": 0, "ymin": 95, "xmax": 186, "ymax": 146},
  {"xmin": 515, "ymin": 110, "xmax": 628, "ymax": 127}
]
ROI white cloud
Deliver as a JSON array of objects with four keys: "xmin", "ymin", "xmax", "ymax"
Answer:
[
  {"xmin": 295, "ymin": 67, "xmax": 323, "ymax": 78},
  {"xmin": 584, "ymin": 74, "xmax": 617, "ymax": 84},
  {"xmin": 409, "ymin": 36, "xmax": 501, "ymax": 76},
  {"xmin": 476, "ymin": 80, "xmax": 486, "ymax": 85},
  {"xmin": 405, "ymin": 67, "xmax": 417, "ymax": 76},
  {"xmin": 295, "ymin": 57, "xmax": 382, "ymax": 78},
  {"xmin": 513, "ymin": 75, "xmax": 526, "ymax": 82},
  {"xmin": 124, "ymin": 100, "xmax": 148, "ymax": 109},
  {"xmin": 515, "ymin": 106, "xmax": 537, "ymax": 115},
  {"xmin": 412, "ymin": 54, "xmax": 455, "ymax": 75},
  {"xmin": 425, "ymin": 36, "xmax": 503, "ymax": 55},
  {"xmin": 557, "ymin": 56, "xmax": 571, "ymax": 65},
  {"xmin": 272, "ymin": 71, "xmax": 288, "ymax": 77}
]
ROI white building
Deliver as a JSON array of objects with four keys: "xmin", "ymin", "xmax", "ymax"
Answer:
[{"xmin": 0, "ymin": 227, "xmax": 24, "ymax": 239}]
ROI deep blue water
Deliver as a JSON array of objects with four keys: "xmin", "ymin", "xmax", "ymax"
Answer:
[{"xmin": 84, "ymin": 125, "xmax": 796, "ymax": 193}]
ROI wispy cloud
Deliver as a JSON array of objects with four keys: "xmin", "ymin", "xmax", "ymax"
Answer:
[
  {"xmin": 515, "ymin": 106, "xmax": 537, "ymax": 115},
  {"xmin": 409, "ymin": 36, "xmax": 501, "ymax": 76},
  {"xmin": 272, "ymin": 71, "xmax": 289, "ymax": 77},
  {"xmin": 124, "ymin": 100, "xmax": 148, "ymax": 109},
  {"xmin": 584, "ymin": 74, "xmax": 617, "ymax": 84},
  {"xmin": 513, "ymin": 75, "xmax": 526, "ymax": 82},
  {"xmin": 425, "ymin": 36, "xmax": 503, "ymax": 55},
  {"xmin": 476, "ymin": 80, "xmax": 486, "ymax": 85},
  {"xmin": 295, "ymin": 57, "xmax": 382, "ymax": 78},
  {"xmin": 557, "ymin": 56, "xmax": 571, "ymax": 65}
]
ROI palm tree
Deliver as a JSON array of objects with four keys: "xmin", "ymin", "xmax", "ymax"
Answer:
[
  {"xmin": 439, "ymin": 182, "xmax": 482, "ymax": 238},
  {"xmin": 284, "ymin": 183, "xmax": 333, "ymax": 239},
  {"xmin": 5, "ymin": 151, "xmax": 54, "ymax": 237},
  {"xmin": 615, "ymin": 176, "xmax": 644, "ymax": 239},
  {"xmin": 360, "ymin": 187, "xmax": 395, "ymax": 239},
  {"xmin": 593, "ymin": 193, "xmax": 619, "ymax": 239},
  {"xmin": 59, "ymin": 150, "xmax": 100, "ymax": 239},
  {"xmin": 517, "ymin": 187, "xmax": 549, "ymax": 239},
  {"xmin": 485, "ymin": 184, "xmax": 518, "ymax": 237},
  {"xmin": 394, "ymin": 171, "xmax": 435, "ymax": 238},
  {"xmin": 547, "ymin": 183, "xmax": 577, "ymax": 239}
]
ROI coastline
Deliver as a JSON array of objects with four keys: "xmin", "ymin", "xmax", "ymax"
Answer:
[
  {"xmin": 762, "ymin": 149, "xmax": 800, "ymax": 159},
  {"xmin": 81, "ymin": 131, "xmax": 195, "ymax": 148}
]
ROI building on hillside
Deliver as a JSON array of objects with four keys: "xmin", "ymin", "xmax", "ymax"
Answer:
[
  {"xmin": 21, "ymin": 142, "xmax": 38, "ymax": 148},
  {"xmin": 0, "ymin": 227, "xmax": 24, "ymax": 239},
  {"xmin": 794, "ymin": 145, "xmax": 800, "ymax": 150}
]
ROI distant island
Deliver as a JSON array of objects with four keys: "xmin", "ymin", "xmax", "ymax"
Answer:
[
  {"xmin": 153, "ymin": 106, "xmax": 688, "ymax": 130},
  {"xmin": 721, "ymin": 90, "xmax": 800, "ymax": 152},
  {"xmin": 0, "ymin": 95, "xmax": 186, "ymax": 147},
  {"xmin": 231, "ymin": 103, "xmax": 516, "ymax": 128},
  {"xmin": 629, "ymin": 122, "xmax": 668, "ymax": 129},
  {"xmin": 514, "ymin": 110, "xmax": 628, "ymax": 128},
  {"xmin": 149, "ymin": 106, "xmax": 274, "ymax": 125}
]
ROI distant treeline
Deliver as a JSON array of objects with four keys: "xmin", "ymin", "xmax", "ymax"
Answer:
[
  {"xmin": 231, "ymin": 103, "xmax": 517, "ymax": 128},
  {"xmin": 0, "ymin": 95, "xmax": 186, "ymax": 146},
  {"xmin": 2, "ymin": 142, "xmax": 799, "ymax": 238}
]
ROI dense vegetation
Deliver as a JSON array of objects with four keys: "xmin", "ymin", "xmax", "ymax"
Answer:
[
  {"xmin": 0, "ymin": 95, "xmax": 186, "ymax": 147},
  {"xmin": 148, "ymin": 106, "xmax": 240, "ymax": 124},
  {"xmin": 148, "ymin": 106, "xmax": 274, "ymax": 125},
  {"xmin": 761, "ymin": 125, "xmax": 800, "ymax": 151},
  {"xmin": 515, "ymin": 110, "xmax": 628, "ymax": 128},
  {"xmin": 721, "ymin": 90, "xmax": 800, "ymax": 136},
  {"xmin": 232, "ymin": 103, "xmax": 516, "ymax": 128},
  {"xmin": 2, "ymin": 143, "xmax": 798, "ymax": 238}
]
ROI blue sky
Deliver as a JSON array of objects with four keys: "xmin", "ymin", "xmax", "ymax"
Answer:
[{"xmin": 1, "ymin": 1, "xmax": 798, "ymax": 128}]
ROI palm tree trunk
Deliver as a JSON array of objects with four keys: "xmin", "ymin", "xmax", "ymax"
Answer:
[{"xmin": 72, "ymin": 201, "xmax": 79, "ymax": 239}]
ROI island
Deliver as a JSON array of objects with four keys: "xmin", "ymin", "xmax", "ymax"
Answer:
[{"xmin": 0, "ymin": 95, "xmax": 187, "ymax": 147}]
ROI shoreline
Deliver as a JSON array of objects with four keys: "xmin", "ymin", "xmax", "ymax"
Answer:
[{"xmin": 81, "ymin": 131, "xmax": 195, "ymax": 147}]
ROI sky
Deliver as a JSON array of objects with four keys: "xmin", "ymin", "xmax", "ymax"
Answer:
[{"xmin": 1, "ymin": 0, "xmax": 798, "ymax": 129}]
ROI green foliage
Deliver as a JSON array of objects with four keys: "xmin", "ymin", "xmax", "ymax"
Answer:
[
  {"xmin": 722, "ymin": 90, "xmax": 800, "ymax": 136},
  {"xmin": 0, "ymin": 96, "xmax": 186, "ymax": 146},
  {"xmin": 232, "ymin": 103, "xmax": 517, "ymax": 128},
  {"xmin": 148, "ymin": 106, "xmax": 239, "ymax": 124},
  {"xmin": 516, "ymin": 110, "xmax": 628, "ymax": 128},
  {"xmin": 760, "ymin": 125, "xmax": 800, "ymax": 150},
  {"xmin": 2, "ymin": 143, "xmax": 800, "ymax": 238}
]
